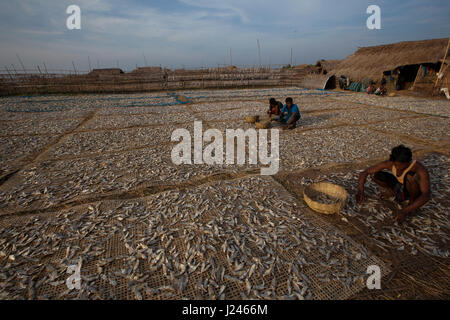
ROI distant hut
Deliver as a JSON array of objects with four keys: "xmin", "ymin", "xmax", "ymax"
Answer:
[
  {"xmin": 89, "ymin": 68, "xmax": 124, "ymax": 76},
  {"xmin": 285, "ymin": 64, "xmax": 317, "ymax": 85},
  {"xmin": 332, "ymin": 38, "xmax": 449, "ymax": 93},
  {"xmin": 315, "ymin": 59, "xmax": 340, "ymax": 75},
  {"xmin": 130, "ymin": 67, "xmax": 163, "ymax": 74},
  {"xmin": 298, "ymin": 60, "xmax": 340, "ymax": 89},
  {"xmin": 216, "ymin": 66, "xmax": 238, "ymax": 72}
]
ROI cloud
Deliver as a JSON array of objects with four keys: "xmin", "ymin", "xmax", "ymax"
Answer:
[
  {"xmin": 0, "ymin": 0, "xmax": 449, "ymax": 70},
  {"xmin": 178, "ymin": 0, "xmax": 251, "ymax": 23}
]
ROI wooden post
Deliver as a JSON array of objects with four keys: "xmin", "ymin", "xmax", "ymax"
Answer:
[
  {"xmin": 11, "ymin": 64, "xmax": 18, "ymax": 77},
  {"xmin": 16, "ymin": 54, "xmax": 26, "ymax": 73},
  {"xmin": 4, "ymin": 66, "xmax": 14, "ymax": 81},
  {"xmin": 435, "ymin": 38, "xmax": 450, "ymax": 88},
  {"xmin": 143, "ymin": 54, "xmax": 148, "ymax": 66},
  {"xmin": 411, "ymin": 65, "xmax": 422, "ymax": 90},
  {"xmin": 257, "ymin": 39, "xmax": 262, "ymax": 69},
  {"xmin": 290, "ymin": 48, "xmax": 293, "ymax": 67},
  {"xmin": 230, "ymin": 48, "xmax": 232, "ymax": 66}
]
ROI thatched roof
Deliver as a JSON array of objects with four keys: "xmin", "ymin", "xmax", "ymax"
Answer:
[
  {"xmin": 332, "ymin": 38, "xmax": 449, "ymax": 81},
  {"xmin": 89, "ymin": 68, "xmax": 124, "ymax": 75},
  {"xmin": 315, "ymin": 60, "xmax": 341, "ymax": 73},
  {"xmin": 130, "ymin": 67, "xmax": 163, "ymax": 74}
]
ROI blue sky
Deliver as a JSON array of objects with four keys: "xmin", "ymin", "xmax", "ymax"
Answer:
[{"xmin": 0, "ymin": 0, "xmax": 449, "ymax": 71}]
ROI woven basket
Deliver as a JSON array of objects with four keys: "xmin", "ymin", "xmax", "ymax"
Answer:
[
  {"xmin": 255, "ymin": 121, "xmax": 271, "ymax": 129},
  {"xmin": 245, "ymin": 115, "xmax": 260, "ymax": 123},
  {"xmin": 303, "ymin": 182, "xmax": 348, "ymax": 214}
]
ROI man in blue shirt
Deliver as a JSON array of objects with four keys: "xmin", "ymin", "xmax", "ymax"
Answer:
[{"xmin": 280, "ymin": 97, "xmax": 301, "ymax": 129}]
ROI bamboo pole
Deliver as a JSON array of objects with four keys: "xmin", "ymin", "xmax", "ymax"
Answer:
[
  {"xmin": 11, "ymin": 64, "xmax": 18, "ymax": 77},
  {"xmin": 411, "ymin": 65, "xmax": 422, "ymax": 90},
  {"xmin": 434, "ymin": 38, "xmax": 450, "ymax": 88},
  {"xmin": 257, "ymin": 39, "xmax": 262, "ymax": 68},
  {"xmin": 4, "ymin": 66, "xmax": 14, "ymax": 81},
  {"xmin": 16, "ymin": 54, "xmax": 26, "ymax": 73},
  {"xmin": 143, "ymin": 54, "xmax": 148, "ymax": 66},
  {"xmin": 290, "ymin": 48, "xmax": 293, "ymax": 66}
]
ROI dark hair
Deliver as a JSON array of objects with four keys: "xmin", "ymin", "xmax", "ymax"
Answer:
[
  {"xmin": 269, "ymin": 98, "xmax": 277, "ymax": 105},
  {"xmin": 285, "ymin": 97, "xmax": 293, "ymax": 103},
  {"xmin": 389, "ymin": 145, "xmax": 412, "ymax": 163}
]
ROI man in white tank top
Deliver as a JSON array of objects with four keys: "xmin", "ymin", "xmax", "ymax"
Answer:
[{"xmin": 356, "ymin": 145, "xmax": 431, "ymax": 223}]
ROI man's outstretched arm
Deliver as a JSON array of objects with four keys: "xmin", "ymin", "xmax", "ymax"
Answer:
[{"xmin": 356, "ymin": 161, "xmax": 391, "ymax": 203}]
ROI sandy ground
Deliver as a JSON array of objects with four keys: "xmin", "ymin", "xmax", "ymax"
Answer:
[{"xmin": 0, "ymin": 88, "xmax": 448, "ymax": 299}]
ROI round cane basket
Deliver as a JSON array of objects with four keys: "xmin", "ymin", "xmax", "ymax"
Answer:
[
  {"xmin": 245, "ymin": 115, "xmax": 260, "ymax": 123},
  {"xmin": 255, "ymin": 121, "xmax": 271, "ymax": 129},
  {"xmin": 303, "ymin": 182, "xmax": 348, "ymax": 214}
]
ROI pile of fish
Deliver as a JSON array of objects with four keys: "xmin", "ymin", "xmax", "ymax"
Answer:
[
  {"xmin": 47, "ymin": 124, "xmax": 194, "ymax": 160},
  {"xmin": 0, "ymin": 94, "xmax": 183, "ymax": 113},
  {"xmin": 369, "ymin": 117, "xmax": 450, "ymax": 144},
  {"xmin": 332, "ymin": 94, "xmax": 450, "ymax": 118},
  {"xmin": 0, "ymin": 118, "xmax": 81, "ymax": 136},
  {"xmin": 80, "ymin": 112, "xmax": 197, "ymax": 131},
  {"xmin": 177, "ymin": 87, "xmax": 343, "ymax": 104},
  {"xmin": 0, "ymin": 145, "xmax": 255, "ymax": 214},
  {"xmin": 191, "ymin": 101, "xmax": 266, "ymax": 113},
  {"xmin": 326, "ymin": 107, "xmax": 416, "ymax": 125},
  {"xmin": 0, "ymin": 87, "xmax": 447, "ymax": 301},
  {"xmin": 96, "ymin": 104, "xmax": 188, "ymax": 116},
  {"xmin": 0, "ymin": 135, "xmax": 55, "ymax": 174},
  {"xmin": 279, "ymin": 126, "xmax": 411, "ymax": 170},
  {"xmin": 306, "ymin": 190, "xmax": 340, "ymax": 205},
  {"xmin": 0, "ymin": 176, "xmax": 384, "ymax": 300},
  {"xmin": 298, "ymin": 153, "xmax": 449, "ymax": 258}
]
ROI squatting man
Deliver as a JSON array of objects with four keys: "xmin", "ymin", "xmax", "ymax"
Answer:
[
  {"xmin": 267, "ymin": 97, "xmax": 301, "ymax": 130},
  {"xmin": 356, "ymin": 145, "xmax": 431, "ymax": 223}
]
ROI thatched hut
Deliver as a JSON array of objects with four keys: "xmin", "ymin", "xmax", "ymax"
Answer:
[
  {"xmin": 315, "ymin": 59, "xmax": 340, "ymax": 75},
  {"xmin": 89, "ymin": 68, "xmax": 124, "ymax": 76},
  {"xmin": 130, "ymin": 67, "xmax": 163, "ymax": 74},
  {"xmin": 332, "ymin": 38, "xmax": 449, "ymax": 93}
]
